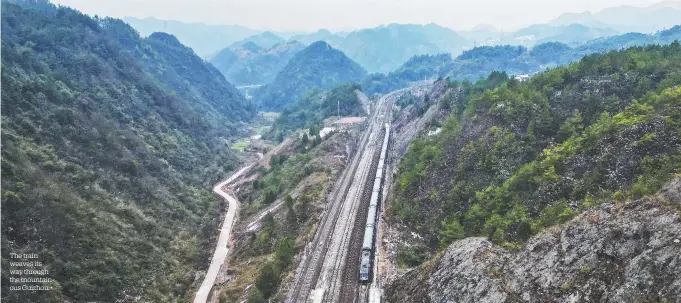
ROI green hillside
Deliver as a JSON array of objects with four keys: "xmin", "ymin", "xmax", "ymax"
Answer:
[
  {"xmin": 253, "ymin": 41, "xmax": 367, "ymax": 111},
  {"xmin": 1, "ymin": 2, "xmax": 252, "ymax": 301},
  {"xmin": 391, "ymin": 43, "xmax": 681, "ymax": 259},
  {"xmin": 363, "ymin": 26, "xmax": 681, "ymax": 95},
  {"xmin": 266, "ymin": 83, "xmax": 365, "ymax": 140}
]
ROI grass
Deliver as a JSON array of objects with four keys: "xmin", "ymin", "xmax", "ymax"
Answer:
[{"xmin": 231, "ymin": 138, "xmax": 251, "ymax": 151}]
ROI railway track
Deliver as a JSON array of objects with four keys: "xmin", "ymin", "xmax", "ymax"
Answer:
[
  {"xmin": 286, "ymin": 92, "xmax": 396, "ymax": 303},
  {"xmin": 285, "ymin": 100, "xmax": 384, "ymax": 303},
  {"xmin": 336, "ymin": 131, "xmax": 382, "ymax": 303}
]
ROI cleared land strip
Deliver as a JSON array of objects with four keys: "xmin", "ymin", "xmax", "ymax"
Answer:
[{"xmin": 193, "ymin": 165, "xmax": 252, "ymax": 303}]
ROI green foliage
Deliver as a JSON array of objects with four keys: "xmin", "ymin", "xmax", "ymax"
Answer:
[
  {"xmin": 396, "ymin": 92, "xmax": 419, "ymax": 108},
  {"xmin": 391, "ymin": 43, "xmax": 681, "ymax": 255},
  {"xmin": 439, "ymin": 218, "xmax": 465, "ymax": 248},
  {"xmin": 255, "ymin": 262, "xmax": 281, "ymax": 298},
  {"xmin": 247, "ymin": 288, "xmax": 266, "ymax": 303},
  {"xmin": 247, "ymin": 153, "xmax": 321, "ymax": 215},
  {"xmin": 363, "ymin": 28, "xmax": 681, "ymax": 95},
  {"xmin": 254, "ymin": 41, "xmax": 367, "ymax": 111},
  {"xmin": 532, "ymin": 200, "xmax": 578, "ymax": 231},
  {"xmin": 210, "ymin": 41, "xmax": 305, "ymax": 86},
  {"xmin": 396, "ymin": 244, "xmax": 430, "ymax": 268},
  {"xmin": 266, "ymin": 83, "xmax": 364, "ymax": 140},
  {"xmin": 275, "ymin": 238, "xmax": 295, "ymax": 269},
  {"xmin": 362, "ymin": 54, "xmax": 454, "ymax": 95},
  {"xmin": 1, "ymin": 2, "xmax": 252, "ymax": 301},
  {"xmin": 285, "ymin": 195, "xmax": 297, "ymax": 225}
]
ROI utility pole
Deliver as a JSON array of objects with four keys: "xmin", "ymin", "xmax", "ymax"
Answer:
[{"xmin": 337, "ymin": 99, "xmax": 340, "ymax": 117}]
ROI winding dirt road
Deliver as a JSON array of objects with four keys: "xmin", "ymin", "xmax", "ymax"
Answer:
[{"xmin": 193, "ymin": 165, "xmax": 252, "ymax": 303}]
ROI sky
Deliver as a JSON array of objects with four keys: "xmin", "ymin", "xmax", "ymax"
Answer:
[{"xmin": 52, "ymin": 0, "xmax": 671, "ymax": 32}]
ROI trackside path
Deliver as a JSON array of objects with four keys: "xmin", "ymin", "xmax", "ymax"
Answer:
[{"xmin": 194, "ymin": 165, "xmax": 253, "ymax": 303}]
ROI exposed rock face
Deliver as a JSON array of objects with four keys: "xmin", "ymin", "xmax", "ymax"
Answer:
[{"xmin": 386, "ymin": 179, "xmax": 681, "ymax": 303}]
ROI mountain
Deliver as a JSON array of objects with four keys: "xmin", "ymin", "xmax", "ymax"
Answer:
[
  {"xmin": 288, "ymin": 29, "xmax": 345, "ymax": 47},
  {"xmin": 504, "ymin": 23, "xmax": 619, "ymax": 46},
  {"xmin": 550, "ymin": 1, "xmax": 681, "ymax": 33},
  {"xmin": 362, "ymin": 53, "xmax": 454, "ymax": 95},
  {"xmin": 122, "ymin": 16, "xmax": 260, "ymax": 56},
  {"xmin": 102, "ymin": 21, "xmax": 255, "ymax": 127},
  {"xmin": 253, "ymin": 41, "xmax": 367, "ymax": 111},
  {"xmin": 387, "ymin": 178, "xmax": 681, "ymax": 302},
  {"xmin": 1, "ymin": 1, "xmax": 253, "ymax": 301},
  {"xmin": 390, "ymin": 42, "xmax": 681, "ymax": 259},
  {"xmin": 362, "ymin": 26, "xmax": 681, "ymax": 94},
  {"xmin": 266, "ymin": 84, "xmax": 365, "ymax": 140},
  {"xmin": 228, "ymin": 31, "xmax": 285, "ymax": 49},
  {"xmin": 336, "ymin": 23, "xmax": 471, "ymax": 73},
  {"xmin": 209, "ymin": 40, "xmax": 305, "ymax": 86},
  {"xmin": 458, "ymin": 24, "xmax": 504, "ymax": 45}
]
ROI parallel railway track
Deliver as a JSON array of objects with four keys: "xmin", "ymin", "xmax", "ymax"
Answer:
[{"xmin": 286, "ymin": 91, "xmax": 397, "ymax": 303}]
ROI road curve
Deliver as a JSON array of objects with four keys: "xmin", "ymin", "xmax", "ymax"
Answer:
[{"xmin": 194, "ymin": 165, "xmax": 252, "ymax": 303}]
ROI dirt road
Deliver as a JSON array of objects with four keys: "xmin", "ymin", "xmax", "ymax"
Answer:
[{"xmin": 193, "ymin": 165, "xmax": 252, "ymax": 303}]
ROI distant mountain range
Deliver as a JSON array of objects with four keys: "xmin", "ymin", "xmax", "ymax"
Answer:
[
  {"xmin": 333, "ymin": 23, "xmax": 471, "ymax": 73},
  {"xmin": 209, "ymin": 40, "xmax": 305, "ymax": 86},
  {"xmin": 363, "ymin": 25, "xmax": 681, "ymax": 94},
  {"xmin": 227, "ymin": 31, "xmax": 286, "ymax": 50},
  {"xmin": 122, "ymin": 17, "xmax": 260, "ymax": 56},
  {"xmin": 549, "ymin": 1, "xmax": 681, "ymax": 33},
  {"xmin": 122, "ymin": 1, "xmax": 681, "ymax": 68},
  {"xmin": 209, "ymin": 22, "xmax": 626, "ymax": 86},
  {"xmin": 253, "ymin": 41, "xmax": 367, "ymax": 111}
]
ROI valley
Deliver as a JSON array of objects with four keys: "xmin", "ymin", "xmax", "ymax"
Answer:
[{"xmin": 2, "ymin": 1, "xmax": 681, "ymax": 303}]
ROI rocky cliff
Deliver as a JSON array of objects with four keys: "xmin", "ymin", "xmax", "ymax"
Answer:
[{"xmin": 386, "ymin": 178, "xmax": 681, "ymax": 303}]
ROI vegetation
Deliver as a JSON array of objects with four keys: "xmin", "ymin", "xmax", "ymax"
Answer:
[
  {"xmin": 362, "ymin": 54, "xmax": 453, "ymax": 95},
  {"xmin": 1, "ymin": 1, "xmax": 253, "ymax": 301},
  {"xmin": 221, "ymin": 131, "xmax": 341, "ymax": 302},
  {"xmin": 253, "ymin": 41, "xmax": 367, "ymax": 111},
  {"xmin": 266, "ymin": 83, "xmax": 365, "ymax": 140},
  {"xmin": 209, "ymin": 40, "xmax": 305, "ymax": 86},
  {"xmin": 337, "ymin": 23, "xmax": 470, "ymax": 73},
  {"xmin": 362, "ymin": 26, "xmax": 681, "ymax": 94},
  {"xmin": 391, "ymin": 43, "xmax": 681, "ymax": 258},
  {"xmin": 101, "ymin": 19, "xmax": 255, "ymax": 129},
  {"xmin": 242, "ymin": 144, "xmax": 328, "ymax": 218}
]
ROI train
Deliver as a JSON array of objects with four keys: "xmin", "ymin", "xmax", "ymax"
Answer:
[{"xmin": 359, "ymin": 123, "xmax": 390, "ymax": 283}]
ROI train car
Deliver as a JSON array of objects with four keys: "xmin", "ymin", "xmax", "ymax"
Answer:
[{"xmin": 359, "ymin": 124, "xmax": 390, "ymax": 283}]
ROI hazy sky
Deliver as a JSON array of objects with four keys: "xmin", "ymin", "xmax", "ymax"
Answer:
[{"xmin": 52, "ymin": 0, "xmax": 670, "ymax": 32}]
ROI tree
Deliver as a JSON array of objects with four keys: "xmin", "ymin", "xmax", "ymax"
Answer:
[
  {"xmin": 255, "ymin": 262, "xmax": 281, "ymax": 298},
  {"xmin": 275, "ymin": 237, "xmax": 295, "ymax": 268},
  {"xmin": 302, "ymin": 133, "xmax": 309, "ymax": 146},
  {"xmin": 247, "ymin": 288, "xmax": 266, "ymax": 303},
  {"xmin": 285, "ymin": 195, "xmax": 297, "ymax": 226},
  {"xmin": 557, "ymin": 110, "xmax": 584, "ymax": 142},
  {"xmin": 263, "ymin": 188, "xmax": 278, "ymax": 205},
  {"xmin": 297, "ymin": 194, "xmax": 311, "ymax": 222},
  {"xmin": 262, "ymin": 213, "xmax": 276, "ymax": 235},
  {"xmin": 439, "ymin": 218, "xmax": 465, "ymax": 248}
]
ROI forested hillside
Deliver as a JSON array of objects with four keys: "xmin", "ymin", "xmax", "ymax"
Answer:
[
  {"xmin": 209, "ymin": 40, "xmax": 305, "ymax": 86},
  {"xmin": 253, "ymin": 41, "xmax": 367, "ymax": 111},
  {"xmin": 101, "ymin": 19, "xmax": 255, "ymax": 130},
  {"xmin": 1, "ymin": 1, "xmax": 251, "ymax": 301},
  {"xmin": 266, "ymin": 84, "xmax": 365, "ymax": 140},
  {"xmin": 363, "ymin": 26, "xmax": 681, "ymax": 95},
  {"xmin": 390, "ymin": 43, "xmax": 681, "ymax": 261}
]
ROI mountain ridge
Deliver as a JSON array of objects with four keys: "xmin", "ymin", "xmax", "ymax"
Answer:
[
  {"xmin": 253, "ymin": 41, "xmax": 367, "ymax": 111},
  {"xmin": 1, "ymin": 1, "xmax": 253, "ymax": 301}
]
